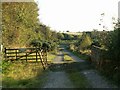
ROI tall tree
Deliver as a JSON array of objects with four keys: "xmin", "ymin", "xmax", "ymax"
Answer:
[{"xmin": 2, "ymin": 2, "xmax": 39, "ymax": 47}]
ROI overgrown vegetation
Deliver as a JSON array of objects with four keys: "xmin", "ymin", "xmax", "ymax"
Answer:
[{"xmin": 99, "ymin": 22, "xmax": 120, "ymax": 86}]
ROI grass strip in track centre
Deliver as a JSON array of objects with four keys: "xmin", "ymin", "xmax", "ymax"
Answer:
[
  {"xmin": 66, "ymin": 69, "xmax": 92, "ymax": 88},
  {"xmin": 64, "ymin": 54, "xmax": 73, "ymax": 61}
]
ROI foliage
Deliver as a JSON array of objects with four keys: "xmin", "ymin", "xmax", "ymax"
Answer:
[
  {"xmin": 90, "ymin": 21, "xmax": 120, "ymax": 86},
  {"xmin": 57, "ymin": 33, "xmax": 65, "ymax": 40},
  {"xmin": 107, "ymin": 25, "xmax": 120, "ymax": 61},
  {"xmin": 79, "ymin": 34, "xmax": 92, "ymax": 51},
  {"xmin": 66, "ymin": 32, "xmax": 92, "ymax": 55},
  {"xmin": 91, "ymin": 30, "xmax": 110, "ymax": 48},
  {"xmin": 69, "ymin": 44, "xmax": 76, "ymax": 52},
  {"xmin": 30, "ymin": 39, "xmax": 57, "ymax": 52},
  {"xmin": 2, "ymin": 2, "xmax": 39, "ymax": 47},
  {"xmin": 2, "ymin": 2, "xmax": 58, "ymax": 48},
  {"xmin": 30, "ymin": 39, "xmax": 42, "ymax": 48}
]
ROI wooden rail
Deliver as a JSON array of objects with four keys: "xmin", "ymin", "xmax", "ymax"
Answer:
[{"xmin": 4, "ymin": 47, "xmax": 48, "ymax": 70}]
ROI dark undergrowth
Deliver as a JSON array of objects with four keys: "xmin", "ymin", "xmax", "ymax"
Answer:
[{"xmin": 97, "ymin": 62, "xmax": 120, "ymax": 87}]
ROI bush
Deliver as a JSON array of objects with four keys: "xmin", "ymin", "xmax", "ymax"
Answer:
[
  {"xmin": 30, "ymin": 39, "xmax": 42, "ymax": 48},
  {"xmin": 30, "ymin": 39, "xmax": 58, "ymax": 52},
  {"xmin": 79, "ymin": 34, "xmax": 92, "ymax": 50}
]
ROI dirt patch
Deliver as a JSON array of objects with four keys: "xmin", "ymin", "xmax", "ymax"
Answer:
[{"xmin": 43, "ymin": 71, "xmax": 74, "ymax": 88}]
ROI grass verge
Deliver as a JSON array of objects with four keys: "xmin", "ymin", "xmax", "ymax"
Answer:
[{"xmin": 2, "ymin": 61, "xmax": 48, "ymax": 88}]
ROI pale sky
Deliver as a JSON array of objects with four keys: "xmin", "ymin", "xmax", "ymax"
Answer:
[{"xmin": 35, "ymin": 0, "xmax": 119, "ymax": 32}]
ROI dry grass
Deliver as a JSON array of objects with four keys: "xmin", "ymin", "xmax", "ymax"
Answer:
[{"xmin": 2, "ymin": 61, "xmax": 47, "ymax": 88}]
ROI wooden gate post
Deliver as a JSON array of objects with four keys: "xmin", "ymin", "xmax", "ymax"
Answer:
[
  {"xmin": 36, "ymin": 48, "xmax": 38, "ymax": 62},
  {"xmin": 4, "ymin": 48, "xmax": 6, "ymax": 60},
  {"xmin": 16, "ymin": 49, "xmax": 17, "ymax": 60},
  {"xmin": 45, "ymin": 50, "xmax": 48, "ymax": 66},
  {"xmin": 38, "ymin": 49, "xmax": 46, "ymax": 70}
]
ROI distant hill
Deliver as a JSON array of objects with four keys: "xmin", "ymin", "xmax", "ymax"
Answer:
[{"xmin": 63, "ymin": 32, "xmax": 83, "ymax": 36}]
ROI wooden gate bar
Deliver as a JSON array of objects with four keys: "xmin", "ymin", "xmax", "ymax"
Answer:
[{"xmin": 4, "ymin": 47, "xmax": 48, "ymax": 70}]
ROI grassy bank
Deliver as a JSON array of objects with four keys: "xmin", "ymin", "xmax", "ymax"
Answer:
[{"xmin": 2, "ymin": 61, "xmax": 48, "ymax": 88}]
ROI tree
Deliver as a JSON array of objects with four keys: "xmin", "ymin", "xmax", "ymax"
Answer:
[
  {"xmin": 2, "ymin": 2, "xmax": 39, "ymax": 47},
  {"xmin": 91, "ymin": 30, "xmax": 109, "ymax": 48},
  {"xmin": 79, "ymin": 34, "xmax": 92, "ymax": 51},
  {"xmin": 57, "ymin": 33, "xmax": 64, "ymax": 40},
  {"xmin": 107, "ymin": 21, "xmax": 120, "ymax": 61}
]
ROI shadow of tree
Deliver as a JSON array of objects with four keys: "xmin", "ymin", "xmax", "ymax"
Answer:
[{"xmin": 48, "ymin": 61, "xmax": 94, "ymax": 72}]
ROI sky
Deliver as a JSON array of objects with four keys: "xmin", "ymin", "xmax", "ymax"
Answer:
[{"xmin": 35, "ymin": 0, "xmax": 119, "ymax": 32}]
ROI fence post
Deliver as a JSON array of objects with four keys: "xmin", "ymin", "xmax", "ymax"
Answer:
[{"xmin": 45, "ymin": 50, "xmax": 48, "ymax": 66}]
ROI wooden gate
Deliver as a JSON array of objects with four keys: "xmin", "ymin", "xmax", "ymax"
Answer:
[{"xmin": 4, "ymin": 47, "xmax": 48, "ymax": 70}]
